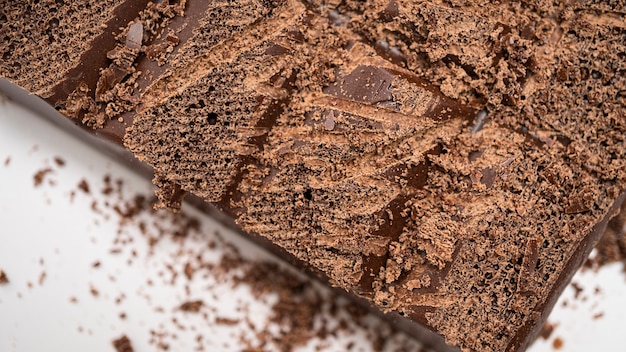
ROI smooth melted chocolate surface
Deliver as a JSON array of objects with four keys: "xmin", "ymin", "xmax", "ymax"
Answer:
[{"xmin": 2, "ymin": 1, "xmax": 625, "ymax": 351}]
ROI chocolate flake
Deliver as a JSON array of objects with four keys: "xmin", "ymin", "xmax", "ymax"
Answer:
[
  {"xmin": 0, "ymin": 269, "xmax": 8, "ymax": 284},
  {"xmin": 77, "ymin": 179, "xmax": 91, "ymax": 193},
  {"xmin": 53, "ymin": 156, "xmax": 65, "ymax": 167},
  {"xmin": 89, "ymin": 284, "xmax": 100, "ymax": 298},
  {"xmin": 179, "ymin": 300, "xmax": 204, "ymax": 313},
  {"xmin": 125, "ymin": 22, "xmax": 143, "ymax": 51},
  {"xmin": 38, "ymin": 271, "xmax": 46, "ymax": 286},
  {"xmin": 112, "ymin": 335, "xmax": 134, "ymax": 352},
  {"xmin": 33, "ymin": 168, "xmax": 53, "ymax": 187}
]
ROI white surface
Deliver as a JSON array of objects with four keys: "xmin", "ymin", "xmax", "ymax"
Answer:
[{"xmin": 0, "ymin": 94, "xmax": 625, "ymax": 351}]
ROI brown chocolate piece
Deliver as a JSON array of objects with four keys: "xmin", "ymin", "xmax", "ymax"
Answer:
[
  {"xmin": 0, "ymin": 269, "xmax": 8, "ymax": 285},
  {"xmin": 2, "ymin": 1, "xmax": 626, "ymax": 351},
  {"xmin": 112, "ymin": 335, "xmax": 134, "ymax": 352}
]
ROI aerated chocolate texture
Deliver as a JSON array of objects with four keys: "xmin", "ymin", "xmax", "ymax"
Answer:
[{"xmin": 1, "ymin": 1, "xmax": 625, "ymax": 351}]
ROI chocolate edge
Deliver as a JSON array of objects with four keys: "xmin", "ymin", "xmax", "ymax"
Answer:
[{"xmin": 506, "ymin": 191, "xmax": 626, "ymax": 352}]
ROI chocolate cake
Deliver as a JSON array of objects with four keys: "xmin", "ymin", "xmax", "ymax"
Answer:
[{"xmin": 1, "ymin": 1, "xmax": 625, "ymax": 351}]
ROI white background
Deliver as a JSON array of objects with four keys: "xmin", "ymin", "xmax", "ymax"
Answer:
[{"xmin": 1, "ymin": 92, "xmax": 625, "ymax": 351}]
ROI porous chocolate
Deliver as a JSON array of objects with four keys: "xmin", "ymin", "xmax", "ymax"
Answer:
[{"xmin": 2, "ymin": 1, "xmax": 625, "ymax": 351}]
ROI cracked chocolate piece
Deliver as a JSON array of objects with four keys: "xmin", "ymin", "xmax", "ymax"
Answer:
[{"xmin": 2, "ymin": 1, "xmax": 626, "ymax": 351}]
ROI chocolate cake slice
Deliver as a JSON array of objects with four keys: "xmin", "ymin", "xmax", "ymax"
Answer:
[{"xmin": 1, "ymin": 1, "xmax": 625, "ymax": 351}]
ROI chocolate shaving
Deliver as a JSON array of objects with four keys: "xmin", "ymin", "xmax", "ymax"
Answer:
[
  {"xmin": 166, "ymin": 34, "xmax": 179, "ymax": 45},
  {"xmin": 179, "ymin": 300, "xmax": 204, "ymax": 312},
  {"xmin": 77, "ymin": 179, "xmax": 91, "ymax": 193},
  {"xmin": 125, "ymin": 21, "xmax": 143, "ymax": 51},
  {"xmin": 112, "ymin": 335, "xmax": 134, "ymax": 352},
  {"xmin": 53, "ymin": 157, "xmax": 66, "ymax": 167},
  {"xmin": 0, "ymin": 269, "xmax": 8, "ymax": 284},
  {"xmin": 33, "ymin": 168, "xmax": 53, "ymax": 187}
]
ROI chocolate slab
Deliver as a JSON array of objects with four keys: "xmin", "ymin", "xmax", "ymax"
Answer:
[{"xmin": 2, "ymin": 1, "xmax": 625, "ymax": 351}]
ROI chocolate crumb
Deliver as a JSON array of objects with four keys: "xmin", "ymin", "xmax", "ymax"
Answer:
[
  {"xmin": 77, "ymin": 179, "xmax": 91, "ymax": 194},
  {"xmin": 592, "ymin": 312, "xmax": 604, "ymax": 320},
  {"xmin": 3, "ymin": 156, "xmax": 10, "ymax": 166},
  {"xmin": 53, "ymin": 156, "xmax": 65, "ymax": 167},
  {"xmin": 179, "ymin": 300, "xmax": 204, "ymax": 313},
  {"xmin": 33, "ymin": 168, "xmax": 53, "ymax": 187},
  {"xmin": 38, "ymin": 271, "xmax": 46, "ymax": 286},
  {"xmin": 125, "ymin": 22, "xmax": 143, "ymax": 51},
  {"xmin": 0, "ymin": 269, "xmax": 8, "ymax": 284},
  {"xmin": 112, "ymin": 335, "xmax": 134, "ymax": 352},
  {"xmin": 89, "ymin": 284, "xmax": 100, "ymax": 297},
  {"xmin": 115, "ymin": 294, "xmax": 126, "ymax": 305},
  {"xmin": 571, "ymin": 282, "xmax": 584, "ymax": 299},
  {"xmin": 102, "ymin": 175, "xmax": 113, "ymax": 195},
  {"xmin": 552, "ymin": 337, "xmax": 564, "ymax": 350},
  {"xmin": 183, "ymin": 262, "xmax": 194, "ymax": 280},
  {"xmin": 215, "ymin": 317, "xmax": 239, "ymax": 326}
]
